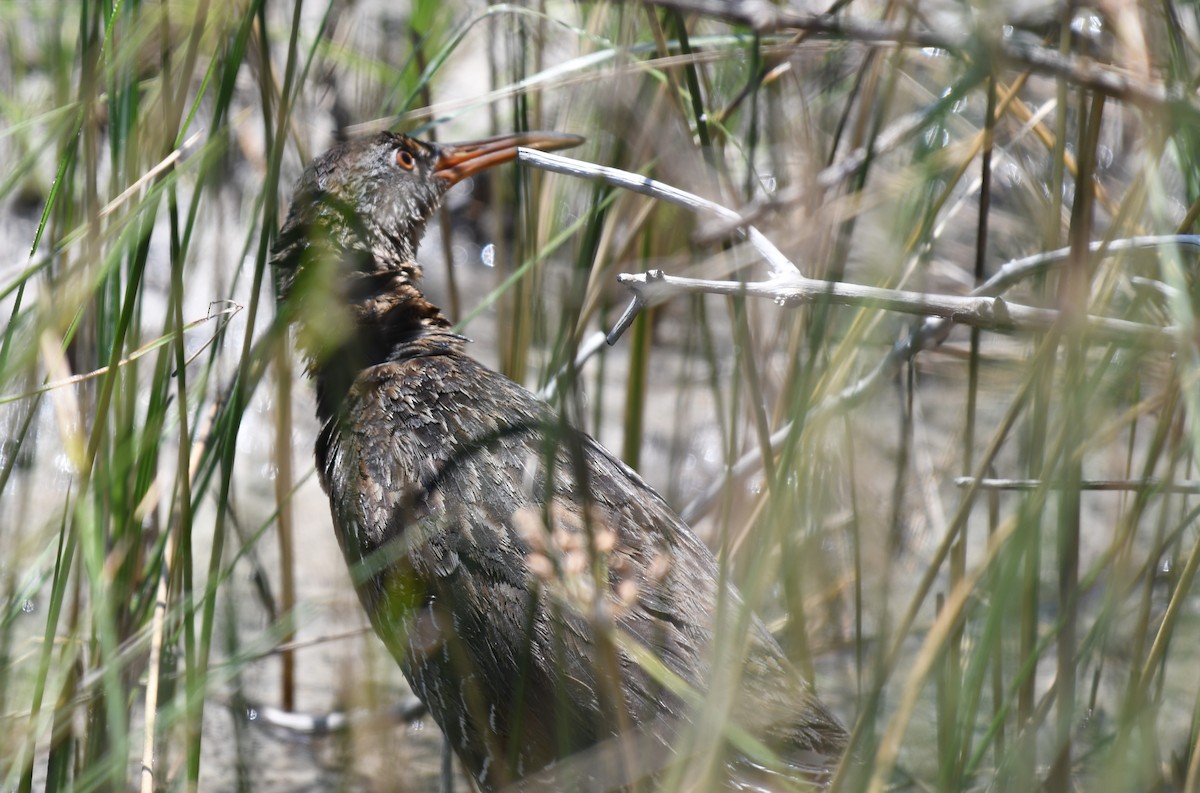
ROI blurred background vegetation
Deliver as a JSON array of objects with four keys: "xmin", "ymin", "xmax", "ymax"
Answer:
[{"xmin": 2, "ymin": 0, "xmax": 1200, "ymax": 791}]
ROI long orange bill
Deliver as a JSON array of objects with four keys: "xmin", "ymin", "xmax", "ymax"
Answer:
[{"xmin": 434, "ymin": 131, "xmax": 584, "ymax": 187}]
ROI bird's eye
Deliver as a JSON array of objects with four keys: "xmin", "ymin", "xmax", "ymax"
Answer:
[{"xmin": 396, "ymin": 150, "xmax": 416, "ymax": 170}]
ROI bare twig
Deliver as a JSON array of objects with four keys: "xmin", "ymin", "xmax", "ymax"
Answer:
[
  {"xmin": 612, "ymin": 268, "xmax": 1175, "ymax": 345},
  {"xmin": 642, "ymin": 0, "xmax": 1188, "ymax": 111},
  {"xmin": 517, "ymin": 148, "xmax": 800, "ymax": 280},
  {"xmin": 233, "ymin": 696, "xmax": 427, "ymax": 736},
  {"xmin": 955, "ymin": 477, "xmax": 1200, "ymax": 493},
  {"xmin": 537, "ymin": 330, "xmax": 610, "ymax": 402}
]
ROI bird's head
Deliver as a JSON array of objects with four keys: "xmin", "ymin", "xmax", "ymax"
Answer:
[{"xmin": 271, "ymin": 130, "xmax": 583, "ymax": 303}]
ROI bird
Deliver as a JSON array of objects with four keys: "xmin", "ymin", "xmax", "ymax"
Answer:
[{"xmin": 271, "ymin": 129, "xmax": 848, "ymax": 791}]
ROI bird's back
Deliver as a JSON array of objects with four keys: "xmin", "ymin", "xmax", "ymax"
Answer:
[{"xmin": 315, "ymin": 332, "xmax": 846, "ymax": 790}]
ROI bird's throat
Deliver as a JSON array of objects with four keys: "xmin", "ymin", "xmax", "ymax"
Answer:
[{"xmin": 309, "ymin": 268, "xmax": 458, "ymax": 423}]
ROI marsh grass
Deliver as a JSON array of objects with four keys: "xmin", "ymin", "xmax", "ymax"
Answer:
[{"xmin": 1, "ymin": 1, "xmax": 1199, "ymax": 791}]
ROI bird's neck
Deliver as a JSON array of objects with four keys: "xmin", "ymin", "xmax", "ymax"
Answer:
[{"xmin": 309, "ymin": 263, "xmax": 462, "ymax": 423}]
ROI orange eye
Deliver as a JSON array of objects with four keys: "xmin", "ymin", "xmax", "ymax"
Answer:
[{"xmin": 396, "ymin": 150, "xmax": 415, "ymax": 170}]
